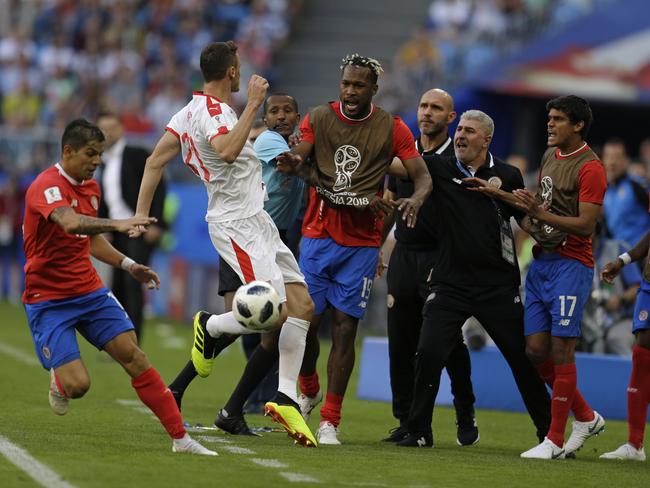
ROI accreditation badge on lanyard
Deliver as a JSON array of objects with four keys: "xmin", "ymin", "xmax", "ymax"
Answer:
[{"xmin": 456, "ymin": 159, "xmax": 516, "ymax": 266}]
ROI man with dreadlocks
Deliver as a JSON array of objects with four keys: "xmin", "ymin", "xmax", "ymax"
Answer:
[{"xmin": 276, "ymin": 54, "xmax": 432, "ymax": 445}]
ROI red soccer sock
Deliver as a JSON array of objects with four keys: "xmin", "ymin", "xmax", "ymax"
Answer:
[
  {"xmin": 535, "ymin": 357, "xmax": 593, "ymax": 422},
  {"xmin": 627, "ymin": 345, "xmax": 650, "ymax": 449},
  {"xmin": 546, "ymin": 363, "xmax": 578, "ymax": 447},
  {"xmin": 132, "ymin": 367, "xmax": 186, "ymax": 440},
  {"xmin": 319, "ymin": 392, "xmax": 344, "ymax": 427},
  {"xmin": 299, "ymin": 372, "xmax": 320, "ymax": 397}
]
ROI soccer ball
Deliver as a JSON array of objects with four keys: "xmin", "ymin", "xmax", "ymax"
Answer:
[{"xmin": 232, "ymin": 280, "xmax": 282, "ymax": 332}]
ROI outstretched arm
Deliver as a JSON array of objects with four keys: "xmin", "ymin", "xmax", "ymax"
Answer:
[
  {"xmin": 134, "ymin": 131, "xmax": 180, "ymax": 226},
  {"xmin": 49, "ymin": 207, "xmax": 156, "ymax": 236},
  {"xmin": 276, "ymin": 140, "xmax": 314, "ymax": 177},
  {"xmin": 601, "ymin": 231, "xmax": 650, "ymax": 283}
]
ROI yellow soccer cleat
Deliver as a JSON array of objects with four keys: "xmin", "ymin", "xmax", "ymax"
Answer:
[
  {"xmin": 264, "ymin": 402, "xmax": 318, "ymax": 447},
  {"xmin": 191, "ymin": 311, "xmax": 216, "ymax": 378}
]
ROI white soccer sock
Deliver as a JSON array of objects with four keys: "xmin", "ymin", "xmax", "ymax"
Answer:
[
  {"xmin": 277, "ymin": 316, "xmax": 310, "ymax": 403},
  {"xmin": 206, "ymin": 312, "xmax": 255, "ymax": 338}
]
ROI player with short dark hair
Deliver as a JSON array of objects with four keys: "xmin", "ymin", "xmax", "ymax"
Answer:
[
  {"xmin": 167, "ymin": 93, "xmax": 306, "ymax": 428},
  {"xmin": 134, "ymin": 41, "xmax": 317, "ymax": 447},
  {"xmin": 23, "ymin": 118, "xmax": 215, "ymax": 456},
  {"xmin": 470, "ymin": 95, "xmax": 608, "ymax": 459},
  {"xmin": 276, "ymin": 54, "xmax": 432, "ymax": 445}
]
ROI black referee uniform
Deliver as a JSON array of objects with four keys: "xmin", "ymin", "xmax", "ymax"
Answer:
[
  {"xmin": 385, "ymin": 137, "xmax": 477, "ymax": 443},
  {"xmin": 400, "ymin": 153, "xmax": 551, "ymax": 446}
]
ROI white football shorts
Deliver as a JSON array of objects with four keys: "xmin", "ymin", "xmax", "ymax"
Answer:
[{"xmin": 207, "ymin": 209, "xmax": 305, "ymax": 302}]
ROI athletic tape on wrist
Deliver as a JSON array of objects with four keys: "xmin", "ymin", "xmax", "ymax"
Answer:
[
  {"xmin": 618, "ymin": 252, "xmax": 632, "ymax": 265},
  {"xmin": 121, "ymin": 257, "xmax": 136, "ymax": 271}
]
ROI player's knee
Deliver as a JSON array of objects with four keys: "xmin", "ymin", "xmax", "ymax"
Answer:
[
  {"xmin": 635, "ymin": 330, "xmax": 650, "ymax": 349},
  {"xmin": 64, "ymin": 377, "xmax": 90, "ymax": 398},
  {"xmin": 333, "ymin": 319, "xmax": 358, "ymax": 345},
  {"xmin": 286, "ymin": 288, "xmax": 314, "ymax": 320},
  {"xmin": 116, "ymin": 344, "xmax": 149, "ymax": 372},
  {"xmin": 525, "ymin": 344, "xmax": 547, "ymax": 365}
]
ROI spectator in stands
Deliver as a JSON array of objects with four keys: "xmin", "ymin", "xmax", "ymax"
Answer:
[
  {"xmin": 603, "ymin": 138, "xmax": 650, "ymax": 249},
  {"xmin": 2, "ymin": 79, "xmax": 41, "ymax": 129}
]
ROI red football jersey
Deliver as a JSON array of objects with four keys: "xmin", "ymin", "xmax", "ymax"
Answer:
[
  {"xmin": 301, "ymin": 102, "xmax": 420, "ymax": 247},
  {"xmin": 23, "ymin": 165, "xmax": 103, "ymax": 303}
]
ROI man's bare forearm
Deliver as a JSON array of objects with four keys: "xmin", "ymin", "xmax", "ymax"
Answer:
[{"xmin": 50, "ymin": 207, "xmax": 119, "ymax": 235}]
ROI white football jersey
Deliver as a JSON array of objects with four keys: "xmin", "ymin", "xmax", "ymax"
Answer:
[{"xmin": 166, "ymin": 91, "xmax": 265, "ymax": 222}]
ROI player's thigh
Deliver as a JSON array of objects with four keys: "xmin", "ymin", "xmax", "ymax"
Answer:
[
  {"xmin": 218, "ymin": 256, "xmax": 243, "ymax": 298},
  {"xmin": 25, "ymin": 300, "xmax": 84, "ymax": 370},
  {"xmin": 76, "ymin": 288, "xmax": 136, "ymax": 351},
  {"xmin": 328, "ymin": 245, "xmax": 379, "ymax": 320},
  {"xmin": 209, "ymin": 216, "xmax": 285, "ymax": 299},
  {"xmin": 523, "ymin": 259, "xmax": 552, "ymax": 336},
  {"xmin": 547, "ymin": 259, "xmax": 593, "ymax": 338},
  {"xmin": 299, "ymin": 237, "xmax": 335, "ymax": 316}
]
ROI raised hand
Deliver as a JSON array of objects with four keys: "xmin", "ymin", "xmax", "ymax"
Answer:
[{"xmin": 248, "ymin": 75, "xmax": 269, "ymax": 107}]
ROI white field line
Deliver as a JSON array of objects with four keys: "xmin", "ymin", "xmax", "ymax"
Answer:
[
  {"xmin": 279, "ymin": 472, "xmax": 322, "ymax": 483},
  {"xmin": 196, "ymin": 435, "xmax": 233, "ymax": 444},
  {"xmin": 0, "ymin": 434, "xmax": 77, "ymax": 488},
  {"xmin": 221, "ymin": 445, "xmax": 256, "ymax": 455},
  {"xmin": 0, "ymin": 341, "xmax": 39, "ymax": 366},
  {"xmin": 115, "ymin": 399, "xmax": 324, "ymax": 484},
  {"xmin": 249, "ymin": 458, "xmax": 288, "ymax": 468}
]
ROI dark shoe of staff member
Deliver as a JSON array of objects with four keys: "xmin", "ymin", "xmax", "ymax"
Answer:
[
  {"xmin": 396, "ymin": 431, "xmax": 434, "ymax": 448},
  {"xmin": 214, "ymin": 409, "xmax": 260, "ymax": 436}
]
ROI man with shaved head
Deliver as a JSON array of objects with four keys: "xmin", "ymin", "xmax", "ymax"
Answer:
[{"xmin": 382, "ymin": 89, "xmax": 478, "ymax": 446}]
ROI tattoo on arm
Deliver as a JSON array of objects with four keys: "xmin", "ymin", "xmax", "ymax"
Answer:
[{"xmin": 50, "ymin": 207, "xmax": 115, "ymax": 235}]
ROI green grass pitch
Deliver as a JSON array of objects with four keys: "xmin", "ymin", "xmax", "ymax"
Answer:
[{"xmin": 0, "ymin": 301, "xmax": 646, "ymax": 487}]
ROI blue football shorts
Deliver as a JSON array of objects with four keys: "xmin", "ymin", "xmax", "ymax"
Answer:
[
  {"xmin": 632, "ymin": 280, "xmax": 650, "ymax": 333},
  {"xmin": 299, "ymin": 236, "xmax": 379, "ymax": 319},
  {"xmin": 24, "ymin": 287, "xmax": 134, "ymax": 370},
  {"xmin": 524, "ymin": 253, "xmax": 593, "ymax": 338}
]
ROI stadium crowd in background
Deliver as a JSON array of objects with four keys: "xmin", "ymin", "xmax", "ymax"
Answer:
[
  {"xmin": 377, "ymin": 0, "xmax": 623, "ymax": 115},
  {"xmin": 0, "ymin": 0, "xmax": 301, "ymax": 173}
]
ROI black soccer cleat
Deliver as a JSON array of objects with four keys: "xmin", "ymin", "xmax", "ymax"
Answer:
[
  {"xmin": 214, "ymin": 409, "xmax": 260, "ymax": 436},
  {"xmin": 396, "ymin": 432, "xmax": 433, "ymax": 448},
  {"xmin": 382, "ymin": 425, "xmax": 409, "ymax": 443},
  {"xmin": 456, "ymin": 417, "xmax": 480, "ymax": 446}
]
